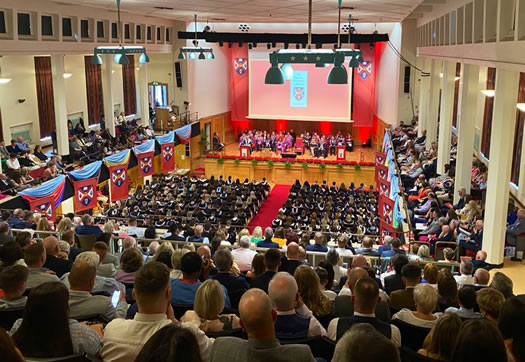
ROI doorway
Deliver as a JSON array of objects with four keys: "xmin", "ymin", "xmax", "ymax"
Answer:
[{"xmin": 148, "ymin": 82, "xmax": 168, "ymax": 108}]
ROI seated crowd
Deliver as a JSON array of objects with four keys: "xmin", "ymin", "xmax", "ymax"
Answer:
[{"xmin": 0, "ymin": 216, "xmax": 523, "ymax": 362}]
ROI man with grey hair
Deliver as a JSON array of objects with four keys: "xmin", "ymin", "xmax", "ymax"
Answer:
[
  {"xmin": 306, "ymin": 232, "xmax": 328, "ymax": 252},
  {"xmin": 474, "ymin": 268, "xmax": 490, "ymax": 288},
  {"xmin": 454, "ymin": 259, "xmax": 475, "ymax": 287},
  {"xmin": 61, "ymin": 251, "xmax": 124, "ymax": 295},
  {"xmin": 257, "ymin": 227, "xmax": 279, "ymax": 248},
  {"xmin": 268, "ymin": 272, "xmax": 326, "ymax": 339},
  {"xmin": 490, "ymin": 272, "xmax": 514, "ymax": 299},
  {"xmin": 211, "ymin": 247, "xmax": 249, "ymax": 307},
  {"xmin": 332, "ymin": 324, "xmax": 400, "ymax": 362},
  {"xmin": 187, "ymin": 224, "xmax": 209, "ymax": 244},
  {"xmin": 75, "ymin": 214, "xmax": 102, "ymax": 237},
  {"xmin": 231, "ymin": 235, "xmax": 257, "ymax": 272},
  {"xmin": 454, "ymin": 187, "xmax": 467, "ymax": 210}
]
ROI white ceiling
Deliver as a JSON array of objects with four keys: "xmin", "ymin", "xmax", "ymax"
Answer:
[{"xmin": 53, "ymin": 0, "xmax": 426, "ymax": 23}]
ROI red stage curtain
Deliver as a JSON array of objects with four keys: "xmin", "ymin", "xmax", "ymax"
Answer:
[
  {"xmin": 34, "ymin": 56, "xmax": 56, "ymax": 139},
  {"xmin": 84, "ymin": 56, "xmax": 105, "ymax": 125},
  {"xmin": 122, "ymin": 55, "xmax": 137, "ymax": 116},
  {"xmin": 353, "ymin": 44, "xmax": 377, "ymax": 129}
]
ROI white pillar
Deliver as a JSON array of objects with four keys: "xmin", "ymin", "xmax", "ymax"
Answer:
[
  {"xmin": 483, "ymin": 69, "xmax": 519, "ymax": 265},
  {"xmin": 426, "ymin": 59, "xmax": 442, "ymax": 146},
  {"xmin": 139, "ymin": 63, "xmax": 150, "ymax": 126},
  {"xmin": 454, "ymin": 63, "xmax": 479, "ymax": 202},
  {"xmin": 519, "ymin": 126, "xmax": 525, "ymax": 200},
  {"xmin": 102, "ymin": 55, "xmax": 116, "ymax": 136},
  {"xmin": 437, "ymin": 61, "xmax": 455, "ymax": 174},
  {"xmin": 417, "ymin": 57, "xmax": 430, "ymax": 138},
  {"xmin": 50, "ymin": 54, "xmax": 70, "ymax": 156}
]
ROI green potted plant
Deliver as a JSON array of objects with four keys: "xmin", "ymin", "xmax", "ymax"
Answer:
[
  {"xmin": 302, "ymin": 161, "xmax": 308, "ymax": 169},
  {"xmin": 267, "ymin": 160, "xmax": 274, "ymax": 168},
  {"xmin": 217, "ymin": 157, "xmax": 224, "ymax": 165},
  {"xmin": 319, "ymin": 163, "xmax": 326, "ymax": 170},
  {"xmin": 284, "ymin": 161, "xmax": 292, "ymax": 168},
  {"xmin": 234, "ymin": 158, "xmax": 240, "ymax": 165},
  {"xmin": 337, "ymin": 163, "xmax": 344, "ymax": 170},
  {"xmin": 354, "ymin": 164, "xmax": 361, "ymax": 171},
  {"xmin": 251, "ymin": 159, "xmax": 258, "ymax": 167},
  {"xmin": 199, "ymin": 128, "xmax": 208, "ymax": 154}
]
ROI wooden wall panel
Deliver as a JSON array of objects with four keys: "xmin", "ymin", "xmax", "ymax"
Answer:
[
  {"xmin": 250, "ymin": 119, "xmax": 353, "ymax": 136},
  {"xmin": 274, "ymin": 166, "xmax": 302, "ymax": 185}
]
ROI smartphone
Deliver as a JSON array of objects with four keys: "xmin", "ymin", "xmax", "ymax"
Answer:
[{"xmin": 111, "ymin": 290, "xmax": 121, "ymax": 308}]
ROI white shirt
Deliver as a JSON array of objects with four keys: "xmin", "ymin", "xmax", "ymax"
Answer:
[
  {"xmin": 454, "ymin": 274, "xmax": 475, "ymax": 287},
  {"xmin": 322, "ymin": 289, "xmax": 337, "ymax": 302},
  {"xmin": 127, "ymin": 226, "xmax": 144, "ymax": 238},
  {"xmin": 327, "ymin": 312, "xmax": 401, "ymax": 347},
  {"xmin": 333, "ymin": 265, "xmax": 347, "ymax": 286},
  {"xmin": 6, "ymin": 158, "xmax": 20, "ymax": 170},
  {"xmin": 276, "ymin": 304, "xmax": 327, "ymax": 337},
  {"xmin": 102, "ymin": 313, "xmax": 214, "ymax": 362},
  {"xmin": 336, "ymin": 247, "xmax": 354, "ymax": 257},
  {"xmin": 231, "ymin": 247, "xmax": 257, "ymax": 271},
  {"xmin": 338, "ymin": 285, "xmax": 390, "ymax": 303},
  {"xmin": 392, "ymin": 308, "xmax": 441, "ymax": 329}
]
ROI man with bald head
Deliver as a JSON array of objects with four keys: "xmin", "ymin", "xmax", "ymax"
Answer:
[
  {"xmin": 334, "ymin": 267, "xmax": 391, "ymax": 322},
  {"xmin": 42, "ymin": 236, "xmax": 72, "ymax": 277},
  {"xmin": 281, "ymin": 242, "xmax": 303, "ymax": 275},
  {"xmin": 328, "ymin": 277, "xmax": 401, "ymax": 346},
  {"xmin": 210, "ymin": 288, "xmax": 316, "ymax": 362},
  {"xmin": 472, "ymin": 250, "xmax": 489, "ymax": 269},
  {"xmin": 232, "ymin": 235, "xmax": 257, "ymax": 272},
  {"xmin": 68, "ymin": 260, "xmax": 128, "ymax": 321},
  {"xmin": 474, "ymin": 268, "xmax": 490, "ymax": 289},
  {"xmin": 268, "ymin": 272, "xmax": 326, "ymax": 339}
]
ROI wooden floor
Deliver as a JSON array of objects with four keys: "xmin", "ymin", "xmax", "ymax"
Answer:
[
  {"xmin": 492, "ymin": 259, "xmax": 525, "ymax": 294},
  {"xmin": 221, "ymin": 143, "xmax": 377, "ymax": 163}
]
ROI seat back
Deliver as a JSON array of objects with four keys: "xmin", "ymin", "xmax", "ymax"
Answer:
[
  {"xmin": 295, "ymin": 138, "xmax": 304, "ymax": 154},
  {"xmin": 227, "ymin": 289, "xmax": 245, "ymax": 310},
  {"xmin": 315, "ymin": 314, "xmax": 335, "ymax": 330},
  {"xmin": 25, "ymin": 353, "xmax": 90, "ymax": 362},
  {"xmin": 0, "ymin": 307, "xmax": 24, "ymax": 330},
  {"xmin": 171, "ymin": 304, "xmax": 194, "ymax": 320},
  {"xmin": 75, "ymin": 314, "xmax": 109, "ymax": 324},
  {"xmin": 392, "ymin": 318, "xmax": 431, "ymax": 351},
  {"xmin": 76, "ymin": 234, "xmax": 98, "ymax": 251},
  {"xmin": 434, "ymin": 241, "xmax": 458, "ymax": 261},
  {"xmin": 123, "ymin": 283, "xmax": 135, "ymax": 304},
  {"xmin": 206, "ymin": 328, "xmax": 245, "ymax": 339},
  {"xmin": 280, "ymin": 336, "xmax": 335, "ymax": 361},
  {"xmin": 399, "ymin": 346, "xmax": 442, "ymax": 362}
]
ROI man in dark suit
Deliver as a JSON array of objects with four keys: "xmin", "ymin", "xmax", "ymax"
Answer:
[
  {"xmin": 454, "ymin": 187, "xmax": 467, "ymax": 210},
  {"xmin": 384, "ymin": 254, "xmax": 409, "ymax": 295},
  {"xmin": 75, "ymin": 214, "xmax": 102, "ymax": 237},
  {"xmin": 389, "ymin": 263, "xmax": 421, "ymax": 312},
  {"xmin": 0, "ymin": 173, "xmax": 16, "ymax": 195},
  {"xmin": 42, "ymin": 236, "xmax": 73, "ymax": 278},
  {"xmin": 0, "ymin": 222, "xmax": 14, "ymax": 247},
  {"xmin": 327, "ymin": 277, "xmax": 401, "ymax": 347},
  {"xmin": 279, "ymin": 242, "xmax": 303, "ymax": 276},
  {"xmin": 356, "ymin": 236, "xmax": 380, "ymax": 257},
  {"xmin": 380, "ymin": 238, "xmax": 406, "ymax": 258},
  {"xmin": 459, "ymin": 220, "xmax": 483, "ymax": 257},
  {"xmin": 257, "ymin": 227, "xmax": 279, "ymax": 248},
  {"xmin": 211, "ymin": 248, "xmax": 249, "ymax": 309},
  {"xmin": 250, "ymin": 248, "xmax": 281, "ymax": 293}
]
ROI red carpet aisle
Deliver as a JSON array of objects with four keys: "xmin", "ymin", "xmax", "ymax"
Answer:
[{"xmin": 247, "ymin": 184, "xmax": 291, "ymax": 231}]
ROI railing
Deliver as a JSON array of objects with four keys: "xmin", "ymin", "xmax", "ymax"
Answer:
[{"xmin": 179, "ymin": 111, "xmax": 199, "ymax": 125}]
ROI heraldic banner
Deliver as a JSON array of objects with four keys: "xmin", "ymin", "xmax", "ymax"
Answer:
[
  {"xmin": 353, "ymin": 44, "xmax": 377, "ymax": 128},
  {"xmin": 230, "ymin": 44, "xmax": 249, "ymax": 123},
  {"xmin": 18, "ymin": 175, "xmax": 67, "ymax": 222},
  {"xmin": 133, "ymin": 140, "xmax": 155, "ymax": 177},
  {"xmin": 104, "ymin": 149, "xmax": 130, "ymax": 203},
  {"xmin": 157, "ymin": 130, "xmax": 175, "ymax": 173},
  {"xmin": 69, "ymin": 161, "xmax": 102, "ymax": 212}
]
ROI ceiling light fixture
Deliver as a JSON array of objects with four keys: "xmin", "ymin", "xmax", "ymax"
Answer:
[
  {"xmin": 264, "ymin": 0, "xmax": 362, "ymax": 85},
  {"xmin": 63, "ymin": 73, "xmax": 72, "ymax": 79},
  {"xmin": 481, "ymin": 89, "xmax": 495, "ymax": 97},
  {"xmin": 177, "ymin": 14, "xmax": 214, "ymax": 61},
  {"xmin": 90, "ymin": 1, "xmax": 149, "ymax": 65},
  {"xmin": 516, "ymin": 103, "xmax": 525, "ymax": 112}
]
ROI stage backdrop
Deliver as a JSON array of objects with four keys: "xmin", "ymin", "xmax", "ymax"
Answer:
[{"xmin": 248, "ymin": 50, "xmax": 352, "ymax": 121}]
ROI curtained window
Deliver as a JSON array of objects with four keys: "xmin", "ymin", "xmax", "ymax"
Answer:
[
  {"xmin": 452, "ymin": 63, "xmax": 461, "ymax": 128},
  {"xmin": 34, "ymin": 56, "xmax": 56, "ymax": 139},
  {"xmin": 122, "ymin": 55, "xmax": 137, "ymax": 116},
  {"xmin": 480, "ymin": 67, "xmax": 496, "ymax": 159},
  {"xmin": 84, "ymin": 56, "xmax": 104, "ymax": 125},
  {"xmin": 511, "ymin": 72, "xmax": 525, "ymax": 186}
]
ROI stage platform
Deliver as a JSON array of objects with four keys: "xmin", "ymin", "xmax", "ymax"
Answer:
[{"xmin": 204, "ymin": 143, "xmax": 377, "ymax": 186}]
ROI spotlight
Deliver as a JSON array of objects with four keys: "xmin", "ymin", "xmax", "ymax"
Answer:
[
  {"xmin": 203, "ymin": 25, "xmax": 211, "ymax": 33},
  {"xmin": 316, "ymin": 43, "xmax": 322, "ymax": 49},
  {"xmin": 228, "ymin": 42, "xmax": 232, "ymax": 48},
  {"xmin": 248, "ymin": 44, "xmax": 253, "ymax": 49},
  {"xmin": 296, "ymin": 44, "xmax": 300, "ymax": 49},
  {"xmin": 284, "ymin": 43, "xmax": 289, "ymax": 49},
  {"xmin": 271, "ymin": 42, "xmax": 276, "ymax": 48},
  {"xmin": 192, "ymin": 40, "xmax": 199, "ymax": 47},
  {"xmin": 267, "ymin": 43, "xmax": 271, "ymax": 49},
  {"xmin": 238, "ymin": 42, "xmax": 243, "ymax": 47},
  {"xmin": 252, "ymin": 42, "xmax": 257, "ymax": 48},
  {"xmin": 219, "ymin": 41, "xmax": 224, "ymax": 47},
  {"xmin": 369, "ymin": 42, "xmax": 375, "ymax": 50}
]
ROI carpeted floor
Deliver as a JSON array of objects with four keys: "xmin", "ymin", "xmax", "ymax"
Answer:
[{"xmin": 247, "ymin": 184, "xmax": 291, "ymax": 231}]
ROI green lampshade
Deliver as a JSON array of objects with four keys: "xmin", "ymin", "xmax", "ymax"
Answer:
[
  {"xmin": 327, "ymin": 65, "xmax": 348, "ymax": 84},
  {"xmin": 265, "ymin": 66, "xmax": 285, "ymax": 84},
  {"xmin": 139, "ymin": 53, "xmax": 150, "ymax": 63},
  {"xmin": 208, "ymin": 52, "xmax": 215, "ymax": 59},
  {"xmin": 349, "ymin": 56, "xmax": 359, "ymax": 67},
  {"xmin": 178, "ymin": 51, "xmax": 185, "ymax": 60},
  {"xmin": 91, "ymin": 55, "xmax": 103, "ymax": 65},
  {"xmin": 119, "ymin": 54, "xmax": 129, "ymax": 65},
  {"xmin": 198, "ymin": 52, "xmax": 206, "ymax": 59},
  {"xmin": 356, "ymin": 54, "xmax": 364, "ymax": 62}
]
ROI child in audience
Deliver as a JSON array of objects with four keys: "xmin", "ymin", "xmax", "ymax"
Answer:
[{"xmin": 0, "ymin": 265, "xmax": 28, "ymax": 309}]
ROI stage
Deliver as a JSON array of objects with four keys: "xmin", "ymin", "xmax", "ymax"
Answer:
[{"xmin": 204, "ymin": 142, "xmax": 377, "ymax": 186}]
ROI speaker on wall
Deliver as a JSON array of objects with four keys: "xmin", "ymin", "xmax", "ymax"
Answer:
[
  {"xmin": 175, "ymin": 62, "xmax": 183, "ymax": 88},
  {"xmin": 404, "ymin": 66, "xmax": 410, "ymax": 94}
]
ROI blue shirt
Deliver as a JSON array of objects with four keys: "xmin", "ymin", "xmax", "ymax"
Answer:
[
  {"xmin": 257, "ymin": 239, "xmax": 279, "ymax": 248},
  {"xmin": 75, "ymin": 225, "xmax": 103, "ymax": 236},
  {"xmin": 381, "ymin": 249, "xmax": 406, "ymax": 258},
  {"xmin": 170, "ymin": 278, "xmax": 231, "ymax": 307},
  {"xmin": 16, "ymin": 142, "xmax": 29, "ymax": 151},
  {"xmin": 305, "ymin": 244, "xmax": 328, "ymax": 252}
]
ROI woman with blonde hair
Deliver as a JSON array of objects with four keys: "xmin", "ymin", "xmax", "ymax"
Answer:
[
  {"xmin": 392, "ymin": 283, "xmax": 441, "ymax": 328},
  {"xmin": 236, "ymin": 228, "xmax": 251, "ymax": 246},
  {"xmin": 251, "ymin": 226, "xmax": 264, "ymax": 244},
  {"xmin": 181, "ymin": 280, "xmax": 240, "ymax": 332},
  {"xmin": 56, "ymin": 217, "xmax": 73, "ymax": 234},
  {"xmin": 460, "ymin": 200, "xmax": 482, "ymax": 223},
  {"xmin": 294, "ymin": 265, "xmax": 332, "ymax": 316},
  {"xmin": 102, "ymin": 220, "xmax": 116, "ymax": 234}
]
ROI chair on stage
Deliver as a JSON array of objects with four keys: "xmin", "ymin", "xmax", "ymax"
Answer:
[{"xmin": 295, "ymin": 138, "xmax": 304, "ymax": 155}]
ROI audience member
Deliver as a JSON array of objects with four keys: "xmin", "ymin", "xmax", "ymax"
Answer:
[
  {"xmin": 42, "ymin": 236, "xmax": 73, "ymax": 277},
  {"xmin": 282, "ymin": 242, "xmax": 303, "ymax": 276},
  {"xmin": 0, "ymin": 221, "xmax": 14, "ymax": 246},
  {"xmin": 250, "ymin": 248, "xmax": 281, "ymax": 293},
  {"xmin": 257, "ymin": 227, "xmax": 279, "ymax": 248},
  {"xmin": 231, "ymin": 235, "xmax": 257, "ymax": 272},
  {"xmin": 268, "ymin": 272, "xmax": 326, "ymax": 339},
  {"xmin": 24, "ymin": 243, "xmax": 60, "ymax": 288},
  {"xmin": 454, "ymin": 260, "xmax": 475, "ymax": 287},
  {"xmin": 445, "ymin": 286, "xmax": 482, "ymax": 319},
  {"xmin": 0, "ymin": 265, "xmax": 28, "ymax": 309},
  {"xmin": 210, "ymin": 288, "xmax": 316, "ymax": 362},
  {"xmin": 115, "ymin": 247, "xmax": 143, "ymax": 284},
  {"xmin": 418, "ymin": 313, "xmax": 461, "ymax": 361},
  {"xmin": 380, "ymin": 237, "xmax": 405, "ymax": 258},
  {"xmin": 11, "ymin": 282, "xmax": 103, "ymax": 359},
  {"xmin": 437, "ymin": 269, "xmax": 459, "ymax": 311},
  {"xmin": 384, "ymin": 254, "xmax": 409, "ymax": 295},
  {"xmin": 498, "ymin": 297, "xmax": 525, "ymax": 362},
  {"xmin": 450, "ymin": 318, "xmax": 507, "ymax": 362},
  {"xmin": 490, "ymin": 272, "xmax": 514, "ymax": 299},
  {"xmin": 305, "ymin": 232, "xmax": 328, "ymax": 252},
  {"xmin": 294, "ymin": 265, "xmax": 332, "ymax": 316},
  {"xmin": 473, "ymin": 268, "xmax": 490, "ymax": 288},
  {"xmin": 211, "ymin": 247, "xmax": 249, "ymax": 307},
  {"xmin": 75, "ymin": 215, "xmax": 102, "ymax": 237},
  {"xmin": 126, "ymin": 217, "xmax": 144, "ymax": 238},
  {"xmin": 389, "ymin": 262, "xmax": 422, "ymax": 311},
  {"xmin": 0, "ymin": 328, "xmax": 24, "ymax": 362},
  {"xmin": 476, "ymin": 287, "xmax": 505, "ymax": 325},
  {"xmin": 92, "ymin": 241, "xmax": 116, "ymax": 277},
  {"xmin": 392, "ymin": 283, "xmax": 440, "ymax": 328},
  {"xmin": 356, "ymin": 236, "xmax": 380, "ymax": 256},
  {"xmin": 246, "ymin": 253, "xmax": 265, "ymax": 279}
]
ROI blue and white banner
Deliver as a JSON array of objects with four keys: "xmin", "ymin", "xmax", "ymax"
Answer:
[
  {"xmin": 133, "ymin": 139, "xmax": 155, "ymax": 155},
  {"xmin": 290, "ymin": 70, "xmax": 308, "ymax": 108},
  {"xmin": 68, "ymin": 161, "xmax": 102, "ymax": 181},
  {"xmin": 156, "ymin": 131, "xmax": 175, "ymax": 145}
]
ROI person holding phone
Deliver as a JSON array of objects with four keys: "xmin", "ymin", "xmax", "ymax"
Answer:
[{"xmin": 67, "ymin": 259, "xmax": 128, "ymax": 322}]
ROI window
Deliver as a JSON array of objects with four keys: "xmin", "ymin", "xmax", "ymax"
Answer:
[
  {"xmin": 111, "ymin": 22, "xmax": 118, "ymax": 39},
  {"xmin": 136, "ymin": 25, "xmax": 141, "ymax": 40},
  {"xmin": 84, "ymin": 56, "xmax": 104, "ymax": 125},
  {"xmin": 62, "ymin": 17, "xmax": 72, "ymax": 37},
  {"xmin": 147, "ymin": 26, "xmax": 152, "ymax": 41},
  {"xmin": 80, "ymin": 19, "xmax": 89, "ymax": 38},
  {"xmin": 185, "ymin": 143, "xmax": 190, "ymax": 157},
  {"xmin": 97, "ymin": 21, "xmax": 104, "ymax": 38},
  {"xmin": 157, "ymin": 26, "xmax": 161, "ymax": 41},
  {"xmin": 41, "ymin": 15, "xmax": 53, "ymax": 36},
  {"xmin": 511, "ymin": 72, "xmax": 525, "ymax": 186},
  {"xmin": 124, "ymin": 23, "xmax": 130, "ymax": 39},
  {"xmin": 17, "ymin": 13, "xmax": 31, "ymax": 36},
  {"xmin": 34, "ymin": 56, "xmax": 56, "ymax": 138},
  {"xmin": 481, "ymin": 67, "xmax": 496, "ymax": 159},
  {"xmin": 452, "ymin": 63, "xmax": 461, "ymax": 128},
  {"xmin": 0, "ymin": 11, "xmax": 6, "ymax": 34},
  {"xmin": 166, "ymin": 27, "xmax": 170, "ymax": 42}
]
